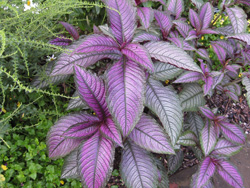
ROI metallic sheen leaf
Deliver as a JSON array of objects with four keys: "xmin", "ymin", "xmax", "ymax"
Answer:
[
  {"xmin": 168, "ymin": 150, "xmax": 184, "ymax": 175},
  {"xmin": 228, "ymin": 33, "xmax": 250, "ymax": 45},
  {"xmin": 187, "ymin": 112, "xmax": 204, "ymax": 137},
  {"xmin": 61, "ymin": 149, "xmax": 79, "ymax": 179},
  {"xmin": 167, "ymin": 0, "xmax": 184, "ymax": 19},
  {"xmin": 59, "ymin": 21, "xmax": 79, "ymax": 40},
  {"xmin": 66, "ymin": 91, "xmax": 89, "ymax": 111},
  {"xmin": 137, "ymin": 7, "xmax": 154, "ymax": 29},
  {"xmin": 212, "ymin": 139, "xmax": 242, "ymax": 157},
  {"xmin": 177, "ymin": 131, "xmax": 197, "ymax": 146}
]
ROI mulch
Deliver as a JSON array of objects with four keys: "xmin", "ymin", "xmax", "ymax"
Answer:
[{"xmin": 106, "ymin": 91, "xmax": 250, "ymax": 188}]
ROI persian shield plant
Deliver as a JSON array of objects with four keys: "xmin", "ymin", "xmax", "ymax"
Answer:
[{"xmin": 43, "ymin": 0, "xmax": 250, "ymax": 187}]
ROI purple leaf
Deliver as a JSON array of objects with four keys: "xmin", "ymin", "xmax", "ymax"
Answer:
[
  {"xmin": 174, "ymin": 71, "xmax": 202, "ymax": 83},
  {"xmin": 228, "ymin": 33, "xmax": 250, "ymax": 45},
  {"xmin": 49, "ymin": 37, "xmax": 72, "ymax": 46},
  {"xmin": 191, "ymin": 0, "xmax": 204, "ymax": 9},
  {"xmin": 189, "ymin": 9, "xmax": 202, "ymax": 32},
  {"xmin": 63, "ymin": 121, "xmax": 99, "ymax": 139},
  {"xmin": 179, "ymin": 83, "xmax": 205, "ymax": 111},
  {"xmin": 73, "ymin": 34, "xmax": 119, "ymax": 54},
  {"xmin": 98, "ymin": 24, "xmax": 116, "ymax": 40},
  {"xmin": 173, "ymin": 20, "xmax": 192, "ymax": 38},
  {"xmin": 185, "ymin": 30, "xmax": 198, "ymax": 41},
  {"xmin": 177, "ymin": 131, "xmax": 197, "ymax": 146},
  {"xmin": 219, "ymin": 121, "xmax": 246, "ymax": 144},
  {"xmin": 168, "ymin": 37, "xmax": 195, "ymax": 51},
  {"xmin": 145, "ymin": 78, "xmax": 183, "ymax": 145},
  {"xmin": 203, "ymin": 76, "xmax": 213, "ymax": 95},
  {"xmin": 217, "ymin": 160, "xmax": 244, "ymax": 188},
  {"xmin": 212, "ymin": 139, "xmax": 242, "ymax": 157},
  {"xmin": 78, "ymin": 131, "xmax": 115, "ymax": 188},
  {"xmin": 61, "ymin": 149, "xmax": 79, "ymax": 179},
  {"xmin": 93, "ymin": 25, "xmax": 101, "ymax": 34},
  {"xmin": 199, "ymin": 28, "xmax": 218, "ymax": 35},
  {"xmin": 66, "ymin": 91, "xmax": 89, "ymax": 111},
  {"xmin": 195, "ymin": 157, "xmax": 216, "ymax": 187},
  {"xmin": 129, "ymin": 114, "xmax": 175, "ymax": 154},
  {"xmin": 132, "ymin": 31, "xmax": 160, "ymax": 43},
  {"xmin": 120, "ymin": 140, "xmax": 158, "ymax": 188},
  {"xmin": 167, "ymin": 0, "xmax": 184, "ymax": 19},
  {"xmin": 105, "ymin": 59, "xmax": 146, "ymax": 137},
  {"xmin": 242, "ymin": 77, "xmax": 250, "ymax": 107},
  {"xmin": 122, "ymin": 43, "xmax": 154, "ymax": 71},
  {"xmin": 168, "ymin": 150, "xmax": 184, "ymax": 175},
  {"xmin": 74, "ymin": 66, "xmax": 109, "ymax": 120},
  {"xmin": 59, "ymin": 21, "xmax": 79, "ymax": 40},
  {"xmin": 137, "ymin": 7, "xmax": 154, "ymax": 29},
  {"xmin": 196, "ymin": 48, "xmax": 210, "ymax": 61},
  {"xmin": 106, "ymin": 0, "xmax": 136, "ymax": 44},
  {"xmin": 200, "ymin": 120, "xmax": 217, "ymax": 156},
  {"xmin": 153, "ymin": 61, "xmax": 183, "ymax": 81},
  {"xmin": 145, "ymin": 41, "xmax": 202, "ymax": 73},
  {"xmin": 211, "ymin": 42, "xmax": 227, "ymax": 64},
  {"xmin": 199, "ymin": 2, "xmax": 213, "ymax": 29},
  {"xmin": 226, "ymin": 7, "xmax": 247, "ymax": 34},
  {"xmin": 191, "ymin": 173, "xmax": 214, "ymax": 188},
  {"xmin": 47, "ymin": 113, "xmax": 98, "ymax": 159},
  {"xmin": 237, "ymin": 0, "xmax": 250, "ymax": 6},
  {"xmin": 136, "ymin": 0, "xmax": 166, "ymax": 5},
  {"xmin": 226, "ymin": 90, "xmax": 239, "ymax": 101},
  {"xmin": 199, "ymin": 106, "xmax": 215, "ymax": 120},
  {"xmin": 215, "ymin": 25, "xmax": 235, "ymax": 35},
  {"xmin": 154, "ymin": 10, "xmax": 173, "ymax": 38},
  {"xmin": 100, "ymin": 117, "xmax": 123, "ymax": 147},
  {"xmin": 50, "ymin": 39, "xmax": 121, "ymax": 76}
]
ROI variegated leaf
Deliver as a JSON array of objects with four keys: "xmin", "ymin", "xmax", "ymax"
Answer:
[
  {"xmin": 137, "ymin": 7, "xmax": 154, "ymax": 30},
  {"xmin": 189, "ymin": 9, "xmax": 202, "ymax": 32},
  {"xmin": 191, "ymin": 0, "xmax": 204, "ymax": 9},
  {"xmin": 179, "ymin": 83, "xmax": 206, "ymax": 111},
  {"xmin": 144, "ymin": 41, "xmax": 202, "ymax": 73},
  {"xmin": 215, "ymin": 25, "xmax": 234, "ymax": 35},
  {"xmin": 167, "ymin": 0, "xmax": 184, "ymax": 19},
  {"xmin": 212, "ymin": 139, "xmax": 242, "ymax": 157},
  {"xmin": 61, "ymin": 149, "xmax": 79, "ymax": 179},
  {"xmin": 145, "ymin": 78, "xmax": 183, "ymax": 145},
  {"xmin": 78, "ymin": 131, "xmax": 115, "ymax": 188},
  {"xmin": 129, "ymin": 114, "xmax": 174, "ymax": 154},
  {"xmin": 168, "ymin": 150, "xmax": 184, "ymax": 175},
  {"xmin": 132, "ymin": 31, "xmax": 160, "ymax": 43},
  {"xmin": 66, "ymin": 91, "xmax": 89, "ymax": 111},
  {"xmin": 154, "ymin": 10, "xmax": 173, "ymax": 38},
  {"xmin": 177, "ymin": 131, "xmax": 197, "ymax": 146},
  {"xmin": 187, "ymin": 112, "xmax": 204, "ymax": 137},
  {"xmin": 228, "ymin": 33, "xmax": 250, "ymax": 45},
  {"xmin": 199, "ymin": 2, "xmax": 213, "ymax": 29},
  {"xmin": 200, "ymin": 120, "xmax": 217, "ymax": 156},
  {"xmin": 173, "ymin": 20, "xmax": 191, "ymax": 38},
  {"xmin": 174, "ymin": 71, "xmax": 202, "ymax": 83},
  {"xmin": 226, "ymin": 6, "xmax": 247, "ymax": 34},
  {"xmin": 153, "ymin": 61, "xmax": 183, "ymax": 81},
  {"xmin": 105, "ymin": 59, "xmax": 146, "ymax": 137},
  {"xmin": 120, "ymin": 140, "xmax": 158, "ymax": 188}
]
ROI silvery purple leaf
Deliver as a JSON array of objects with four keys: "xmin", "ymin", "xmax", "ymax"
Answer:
[
  {"xmin": 129, "ymin": 114, "xmax": 175, "ymax": 154},
  {"xmin": 98, "ymin": 24, "xmax": 116, "ymax": 40},
  {"xmin": 106, "ymin": 0, "xmax": 136, "ymax": 44},
  {"xmin": 177, "ymin": 131, "xmax": 197, "ymax": 146},
  {"xmin": 144, "ymin": 41, "xmax": 202, "ymax": 73},
  {"xmin": 185, "ymin": 30, "xmax": 198, "ymax": 41},
  {"xmin": 212, "ymin": 73, "xmax": 224, "ymax": 89},
  {"xmin": 179, "ymin": 83, "xmax": 206, "ymax": 111},
  {"xmin": 120, "ymin": 140, "xmax": 158, "ymax": 188},
  {"xmin": 173, "ymin": 20, "xmax": 191, "ymax": 38},
  {"xmin": 228, "ymin": 33, "xmax": 250, "ymax": 45},
  {"xmin": 211, "ymin": 42, "xmax": 227, "ymax": 64},
  {"xmin": 74, "ymin": 66, "xmax": 109, "ymax": 120},
  {"xmin": 168, "ymin": 150, "xmax": 184, "ymax": 175},
  {"xmin": 199, "ymin": 2, "xmax": 213, "ymax": 29},
  {"xmin": 189, "ymin": 9, "xmax": 202, "ymax": 32},
  {"xmin": 49, "ymin": 37, "xmax": 72, "ymax": 46},
  {"xmin": 59, "ymin": 21, "xmax": 79, "ymax": 40},
  {"xmin": 168, "ymin": 37, "xmax": 196, "ymax": 51},
  {"xmin": 200, "ymin": 120, "xmax": 217, "ymax": 156},
  {"xmin": 63, "ymin": 121, "xmax": 99, "ymax": 139},
  {"xmin": 191, "ymin": 172, "xmax": 214, "ymax": 188},
  {"xmin": 217, "ymin": 160, "xmax": 244, "ymax": 188},
  {"xmin": 153, "ymin": 61, "xmax": 183, "ymax": 81},
  {"xmin": 136, "ymin": 0, "xmax": 166, "ymax": 5},
  {"xmin": 132, "ymin": 31, "xmax": 160, "ymax": 43},
  {"xmin": 154, "ymin": 10, "xmax": 173, "ymax": 38},
  {"xmin": 122, "ymin": 43, "xmax": 154, "ymax": 72},
  {"xmin": 212, "ymin": 139, "xmax": 242, "ymax": 157},
  {"xmin": 73, "ymin": 34, "xmax": 119, "ymax": 54},
  {"xmin": 196, "ymin": 157, "xmax": 216, "ymax": 188},
  {"xmin": 61, "ymin": 149, "xmax": 79, "ymax": 179},
  {"xmin": 192, "ymin": 146, "xmax": 203, "ymax": 161},
  {"xmin": 219, "ymin": 121, "xmax": 246, "ymax": 145},
  {"xmin": 100, "ymin": 117, "xmax": 123, "ymax": 147},
  {"xmin": 105, "ymin": 59, "xmax": 145, "ymax": 137},
  {"xmin": 226, "ymin": 6, "xmax": 247, "ymax": 34},
  {"xmin": 78, "ymin": 131, "xmax": 115, "ymax": 188},
  {"xmin": 191, "ymin": 0, "xmax": 204, "ymax": 9},
  {"xmin": 47, "ymin": 113, "xmax": 98, "ymax": 159},
  {"xmin": 196, "ymin": 48, "xmax": 210, "ymax": 61},
  {"xmin": 32, "ymin": 62, "xmax": 70, "ymax": 89},
  {"xmin": 237, "ymin": 0, "xmax": 250, "ymax": 6},
  {"xmin": 199, "ymin": 106, "xmax": 215, "ymax": 120},
  {"xmin": 137, "ymin": 7, "xmax": 154, "ymax": 30},
  {"xmin": 213, "ymin": 40, "xmax": 234, "ymax": 58},
  {"xmin": 242, "ymin": 77, "xmax": 250, "ymax": 107},
  {"xmin": 93, "ymin": 25, "xmax": 101, "ymax": 34},
  {"xmin": 51, "ymin": 39, "xmax": 121, "ymax": 76},
  {"xmin": 199, "ymin": 29, "xmax": 218, "ymax": 35},
  {"xmin": 167, "ymin": 0, "xmax": 184, "ymax": 19},
  {"xmin": 203, "ymin": 76, "xmax": 213, "ymax": 95},
  {"xmin": 187, "ymin": 112, "xmax": 204, "ymax": 137},
  {"xmin": 66, "ymin": 91, "xmax": 89, "ymax": 111},
  {"xmin": 169, "ymin": 30, "xmax": 180, "ymax": 38},
  {"xmin": 215, "ymin": 25, "xmax": 234, "ymax": 36},
  {"xmin": 195, "ymin": 156, "xmax": 216, "ymax": 188},
  {"xmin": 145, "ymin": 78, "xmax": 183, "ymax": 145},
  {"xmin": 225, "ymin": 90, "xmax": 239, "ymax": 101},
  {"xmin": 174, "ymin": 71, "xmax": 202, "ymax": 83}
]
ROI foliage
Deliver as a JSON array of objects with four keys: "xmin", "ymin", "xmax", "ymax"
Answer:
[{"xmin": 1, "ymin": 0, "xmax": 250, "ymax": 187}]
